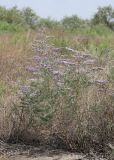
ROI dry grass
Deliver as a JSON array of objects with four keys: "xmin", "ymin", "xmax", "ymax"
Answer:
[
  {"xmin": 0, "ymin": 156, "xmax": 8, "ymax": 160},
  {"xmin": 0, "ymin": 30, "xmax": 37, "ymax": 141},
  {"xmin": 0, "ymin": 28, "xmax": 114, "ymax": 154},
  {"xmin": 0, "ymin": 31, "xmax": 35, "ymax": 82}
]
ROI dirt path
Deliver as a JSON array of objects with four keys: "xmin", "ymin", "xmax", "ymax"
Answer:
[
  {"xmin": 11, "ymin": 154, "xmax": 86, "ymax": 160},
  {"xmin": 1, "ymin": 153, "xmax": 107, "ymax": 160},
  {"xmin": 0, "ymin": 138, "xmax": 108, "ymax": 160},
  {"xmin": 0, "ymin": 143, "xmax": 107, "ymax": 160}
]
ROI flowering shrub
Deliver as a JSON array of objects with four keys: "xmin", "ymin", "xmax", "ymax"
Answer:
[{"xmin": 9, "ymin": 29, "xmax": 114, "ymax": 152}]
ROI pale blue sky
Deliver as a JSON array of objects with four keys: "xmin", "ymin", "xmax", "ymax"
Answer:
[{"xmin": 0, "ymin": 0, "xmax": 114, "ymax": 20}]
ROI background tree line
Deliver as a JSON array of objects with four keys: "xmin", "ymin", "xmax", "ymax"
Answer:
[{"xmin": 0, "ymin": 5, "xmax": 114, "ymax": 31}]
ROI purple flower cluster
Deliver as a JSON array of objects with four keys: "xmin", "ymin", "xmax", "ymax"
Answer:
[
  {"xmin": 25, "ymin": 31, "xmax": 111, "ymax": 92},
  {"xmin": 26, "ymin": 66, "xmax": 38, "ymax": 73}
]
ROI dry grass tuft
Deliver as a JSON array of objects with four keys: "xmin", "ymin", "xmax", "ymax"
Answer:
[{"xmin": 0, "ymin": 30, "xmax": 36, "ymax": 141}]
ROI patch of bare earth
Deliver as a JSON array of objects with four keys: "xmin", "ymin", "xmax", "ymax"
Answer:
[{"xmin": 0, "ymin": 142, "xmax": 107, "ymax": 160}]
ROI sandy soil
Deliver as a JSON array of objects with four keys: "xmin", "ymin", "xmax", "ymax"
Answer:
[
  {"xmin": 0, "ymin": 153, "xmax": 107, "ymax": 160},
  {"xmin": 0, "ymin": 141, "xmax": 108, "ymax": 160},
  {"xmin": 10, "ymin": 154, "xmax": 86, "ymax": 160}
]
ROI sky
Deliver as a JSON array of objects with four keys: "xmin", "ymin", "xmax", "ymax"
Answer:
[{"xmin": 0, "ymin": 0, "xmax": 114, "ymax": 20}]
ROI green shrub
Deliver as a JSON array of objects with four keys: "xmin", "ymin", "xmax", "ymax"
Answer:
[
  {"xmin": 0, "ymin": 21, "xmax": 25, "ymax": 32},
  {"xmin": 62, "ymin": 15, "xmax": 86, "ymax": 31},
  {"xmin": 92, "ymin": 5, "xmax": 114, "ymax": 30},
  {"xmin": 38, "ymin": 18, "xmax": 60, "ymax": 29},
  {"xmin": 0, "ymin": 5, "xmax": 39, "ymax": 30}
]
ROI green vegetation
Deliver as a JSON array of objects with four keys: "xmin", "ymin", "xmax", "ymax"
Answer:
[
  {"xmin": 0, "ymin": 4, "xmax": 114, "ymax": 157},
  {"xmin": 0, "ymin": 21, "xmax": 25, "ymax": 32},
  {"xmin": 62, "ymin": 15, "xmax": 85, "ymax": 31},
  {"xmin": 92, "ymin": 5, "xmax": 114, "ymax": 29},
  {"xmin": 0, "ymin": 6, "xmax": 39, "ymax": 31},
  {"xmin": 0, "ymin": 5, "xmax": 114, "ymax": 32}
]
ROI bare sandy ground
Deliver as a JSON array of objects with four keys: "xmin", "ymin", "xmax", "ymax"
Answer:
[
  {"xmin": 10, "ymin": 154, "xmax": 86, "ymax": 160},
  {"xmin": 0, "ymin": 147, "xmax": 107, "ymax": 160},
  {"xmin": 0, "ymin": 141, "xmax": 108, "ymax": 160},
  {"xmin": 0, "ymin": 153, "xmax": 107, "ymax": 160}
]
